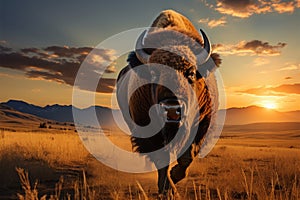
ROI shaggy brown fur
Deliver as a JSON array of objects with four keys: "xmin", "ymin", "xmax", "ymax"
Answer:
[
  {"xmin": 143, "ymin": 29, "xmax": 203, "ymax": 56},
  {"xmin": 149, "ymin": 46, "xmax": 196, "ymax": 71},
  {"xmin": 150, "ymin": 9, "xmax": 203, "ymax": 45},
  {"xmin": 117, "ymin": 9, "xmax": 221, "ymax": 196}
]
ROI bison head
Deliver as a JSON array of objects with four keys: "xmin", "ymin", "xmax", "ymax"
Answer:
[{"xmin": 126, "ymin": 16, "xmax": 220, "ymax": 149}]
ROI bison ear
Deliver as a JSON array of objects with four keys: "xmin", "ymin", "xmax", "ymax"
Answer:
[
  {"xmin": 197, "ymin": 53, "xmax": 221, "ymax": 78},
  {"xmin": 211, "ymin": 53, "xmax": 221, "ymax": 67},
  {"xmin": 127, "ymin": 51, "xmax": 143, "ymax": 68}
]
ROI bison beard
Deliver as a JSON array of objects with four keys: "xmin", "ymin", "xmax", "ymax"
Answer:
[{"xmin": 116, "ymin": 10, "xmax": 220, "ymax": 197}]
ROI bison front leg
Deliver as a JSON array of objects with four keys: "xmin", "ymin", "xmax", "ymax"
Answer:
[
  {"xmin": 151, "ymin": 155, "xmax": 171, "ymax": 195},
  {"xmin": 154, "ymin": 157, "xmax": 181, "ymax": 199},
  {"xmin": 157, "ymin": 166, "xmax": 171, "ymax": 194},
  {"xmin": 150, "ymin": 151, "xmax": 174, "ymax": 197},
  {"xmin": 170, "ymin": 144, "xmax": 199, "ymax": 184}
]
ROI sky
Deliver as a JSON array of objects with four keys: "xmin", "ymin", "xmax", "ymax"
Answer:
[{"xmin": 0, "ymin": 0, "xmax": 299, "ymax": 111}]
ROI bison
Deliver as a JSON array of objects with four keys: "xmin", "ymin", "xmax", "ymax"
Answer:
[{"xmin": 116, "ymin": 10, "xmax": 221, "ymax": 197}]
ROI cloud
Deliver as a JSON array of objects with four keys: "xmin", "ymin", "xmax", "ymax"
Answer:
[
  {"xmin": 273, "ymin": 83, "xmax": 300, "ymax": 94},
  {"xmin": 104, "ymin": 64, "xmax": 117, "ymax": 73},
  {"xmin": 0, "ymin": 45, "xmax": 12, "ymax": 53},
  {"xmin": 0, "ymin": 45, "xmax": 117, "ymax": 93},
  {"xmin": 96, "ymin": 78, "xmax": 116, "ymax": 93},
  {"xmin": 31, "ymin": 88, "xmax": 41, "ymax": 93},
  {"xmin": 253, "ymin": 57, "xmax": 270, "ymax": 66},
  {"xmin": 198, "ymin": 18, "xmax": 209, "ymax": 24},
  {"xmin": 0, "ymin": 40, "xmax": 8, "ymax": 45},
  {"xmin": 203, "ymin": 0, "xmax": 299, "ymax": 18},
  {"xmin": 215, "ymin": 0, "xmax": 267, "ymax": 18},
  {"xmin": 272, "ymin": 1, "xmax": 296, "ymax": 13},
  {"xmin": 198, "ymin": 16, "xmax": 227, "ymax": 28},
  {"xmin": 238, "ymin": 86, "xmax": 284, "ymax": 96},
  {"xmin": 238, "ymin": 83, "xmax": 300, "ymax": 96},
  {"xmin": 277, "ymin": 64, "xmax": 299, "ymax": 71},
  {"xmin": 213, "ymin": 40, "xmax": 287, "ymax": 56},
  {"xmin": 0, "ymin": 72, "xmax": 15, "ymax": 78}
]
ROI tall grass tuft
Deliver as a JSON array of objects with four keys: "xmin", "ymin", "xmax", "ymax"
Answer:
[
  {"xmin": 136, "ymin": 181, "xmax": 149, "ymax": 200},
  {"xmin": 16, "ymin": 167, "xmax": 95, "ymax": 200},
  {"xmin": 241, "ymin": 167, "xmax": 254, "ymax": 200},
  {"xmin": 16, "ymin": 167, "xmax": 47, "ymax": 200}
]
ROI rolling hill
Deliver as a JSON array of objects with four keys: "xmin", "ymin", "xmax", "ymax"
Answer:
[
  {"xmin": 2, "ymin": 100, "xmax": 300, "ymax": 128},
  {"xmin": 0, "ymin": 103, "xmax": 51, "ymax": 131},
  {"xmin": 2, "ymin": 100, "xmax": 122, "ymax": 129},
  {"xmin": 220, "ymin": 105, "xmax": 300, "ymax": 125},
  {"xmin": 224, "ymin": 122, "xmax": 300, "ymax": 132}
]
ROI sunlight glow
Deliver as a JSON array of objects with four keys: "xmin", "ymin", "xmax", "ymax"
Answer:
[{"xmin": 261, "ymin": 101, "xmax": 277, "ymax": 110}]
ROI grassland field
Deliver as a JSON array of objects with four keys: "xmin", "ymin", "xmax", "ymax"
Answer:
[{"xmin": 0, "ymin": 122, "xmax": 299, "ymax": 200}]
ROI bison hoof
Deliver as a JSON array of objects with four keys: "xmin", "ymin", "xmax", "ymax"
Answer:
[
  {"xmin": 158, "ymin": 192, "xmax": 173, "ymax": 200},
  {"xmin": 158, "ymin": 190, "xmax": 180, "ymax": 200}
]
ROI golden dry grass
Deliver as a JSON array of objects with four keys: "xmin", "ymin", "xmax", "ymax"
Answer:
[
  {"xmin": 0, "ymin": 130, "xmax": 90, "ymax": 199},
  {"xmin": 0, "ymin": 130, "xmax": 89, "ymax": 166},
  {"xmin": 0, "ymin": 123, "xmax": 299, "ymax": 200}
]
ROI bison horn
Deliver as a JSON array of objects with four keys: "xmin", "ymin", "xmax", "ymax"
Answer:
[
  {"xmin": 135, "ymin": 29, "xmax": 212, "ymax": 65},
  {"xmin": 197, "ymin": 29, "xmax": 212, "ymax": 66},
  {"xmin": 135, "ymin": 30, "xmax": 151, "ymax": 64}
]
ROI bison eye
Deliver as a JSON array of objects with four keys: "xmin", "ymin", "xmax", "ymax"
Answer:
[{"xmin": 187, "ymin": 70, "xmax": 196, "ymax": 83}]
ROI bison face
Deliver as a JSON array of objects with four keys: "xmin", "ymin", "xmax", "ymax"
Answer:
[
  {"xmin": 134, "ymin": 28, "xmax": 213, "ymax": 131},
  {"xmin": 148, "ymin": 47, "xmax": 200, "ymax": 127},
  {"xmin": 117, "ymin": 27, "xmax": 216, "ymax": 154}
]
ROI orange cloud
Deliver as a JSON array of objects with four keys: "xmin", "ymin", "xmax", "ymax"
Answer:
[
  {"xmin": 198, "ymin": 16, "xmax": 227, "ymax": 28},
  {"xmin": 277, "ymin": 64, "xmax": 299, "ymax": 71},
  {"xmin": 273, "ymin": 84, "xmax": 300, "ymax": 94},
  {"xmin": 203, "ymin": 0, "xmax": 299, "ymax": 18},
  {"xmin": 238, "ymin": 83, "xmax": 300, "ymax": 96},
  {"xmin": 272, "ymin": 1, "xmax": 295, "ymax": 13},
  {"xmin": 215, "ymin": 0, "xmax": 268, "ymax": 18},
  {"xmin": 213, "ymin": 40, "xmax": 287, "ymax": 56},
  {"xmin": 104, "ymin": 64, "xmax": 117, "ymax": 73},
  {"xmin": 253, "ymin": 57, "xmax": 270, "ymax": 66}
]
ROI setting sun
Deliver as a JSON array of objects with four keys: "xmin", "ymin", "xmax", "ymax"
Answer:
[{"xmin": 261, "ymin": 101, "xmax": 277, "ymax": 110}]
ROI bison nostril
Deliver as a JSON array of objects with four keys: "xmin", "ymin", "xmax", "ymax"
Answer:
[{"xmin": 159, "ymin": 99, "xmax": 184, "ymax": 123}]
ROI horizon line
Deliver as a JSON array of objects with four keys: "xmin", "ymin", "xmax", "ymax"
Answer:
[{"xmin": 1, "ymin": 99, "xmax": 299, "ymax": 112}]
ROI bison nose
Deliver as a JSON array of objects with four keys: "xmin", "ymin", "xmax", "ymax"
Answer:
[{"xmin": 159, "ymin": 99, "xmax": 184, "ymax": 124}]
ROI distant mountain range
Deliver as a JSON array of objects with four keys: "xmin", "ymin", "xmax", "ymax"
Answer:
[
  {"xmin": 3, "ymin": 100, "xmax": 74, "ymax": 122},
  {"xmin": 0, "ymin": 103, "xmax": 50, "ymax": 131},
  {"xmin": 0, "ymin": 103, "xmax": 46, "ymax": 123},
  {"xmin": 221, "ymin": 105, "xmax": 300, "ymax": 125},
  {"xmin": 1, "ymin": 100, "xmax": 122, "ymax": 128},
  {"xmin": 1, "ymin": 100, "xmax": 299, "ymax": 127}
]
